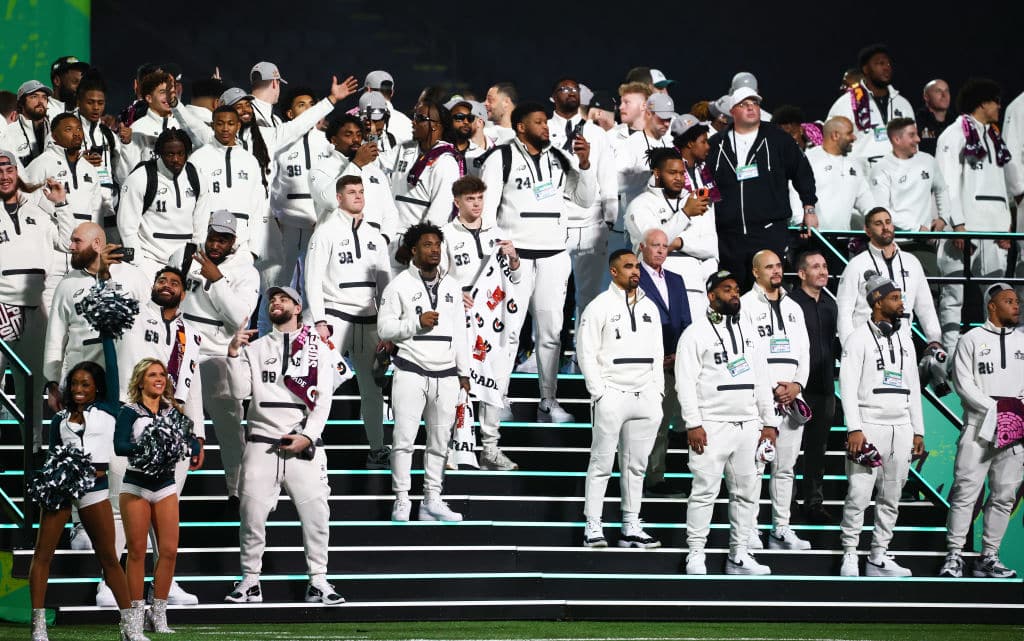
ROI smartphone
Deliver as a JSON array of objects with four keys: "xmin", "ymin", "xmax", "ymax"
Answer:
[
  {"xmin": 366, "ymin": 133, "xmax": 380, "ymax": 143},
  {"xmin": 571, "ymin": 121, "xmax": 585, "ymax": 139},
  {"xmin": 695, "ymin": 187, "xmax": 710, "ymax": 199},
  {"xmin": 88, "ymin": 145, "xmax": 104, "ymax": 156},
  {"xmin": 111, "ymin": 247, "xmax": 135, "ymax": 262}
]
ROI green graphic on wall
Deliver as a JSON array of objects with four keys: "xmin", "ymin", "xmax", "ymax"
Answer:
[{"xmin": 0, "ymin": 0, "xmax": 91, "ymax": 88}]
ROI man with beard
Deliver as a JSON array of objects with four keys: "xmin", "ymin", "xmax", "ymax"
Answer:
[
  {"xmin": 2, "ymin": 80, "xmax": 52, "ymax": 166},
  {"xmin": 448, "ymin": 100, "xmax": 492, "ymax": 174},
  {"xmin": 839, "ymin": 273, "xmax": 924, "ymax": 577},
  {"xmin": 359, "ymin": 91, "xmax": 400, "ymax": 172},
  {"xmin": 548, "ymin": 78, "xmax": 618, "ymax": 352},
  {"xmin": 224, "ymin": 286, "xmax": 343, "ymax": 606},
  {"xmin": 43, "ymin": 222, "xmax": 149, "ymax": 408},
  {"xmin": 870, "ymin": 118, "xmax": 954, "ymax": 275},
  {"xmin": 104, "ymin": 264, "xmax": 205, "ymax": 605},
  {"xmin": 675, "ymin": 270, "xmax": 777, "ymax": 575},
  {"xmin": 118, "ymin": 72, "xmax": 181, "ymax": 171},
  {"xmin": 804, "ymin": 116, "xmax": 875, "ymax": 230},
  {"xmin": 306, "ymin": 176, "xmax": 392, "ymax": 470},
  {"xmin": 117, "ymin": 128, "xmax": 209, "ymax": 282},
  {"xmin": 310, "ymin": 114, "xmax": 397, "ymax": 242},
  {"xmin": 479, "ymin": 102, "xmax": 595, "ymax": 423},
  {"xmin": 828, "ymin": 44, "xmax": 915, "ymax": 165},
  {"xmin": 378, "ymin": 222, "xmax": 471, "ymax": 522},
  {"xmin": 171, "ymin": 211, "xmax": 259, "ymax": 507},
  {"xmin": 577, "ymin": 249, "xmax": 664, "ymax": 549},
  {"xmin": 837, "ymin": 207, "xmax": 942, "ymax": 348},
  {"xmin": 389, "ymin": 100, "xmax": 462, "ymax": 272},
  {"xmin": 188, "ymin": 106, "xmax": 268, "ymax": 257},
  {"xmin": 483, "ymin": 83, "xmax": 517, "ymax": 144},
  {"xmin": 26, "ymin": 113, "xmax": 114, "ymax": 310},
  {"xmin": 740, "ymin": 250, "xmax": 812, "ymax": 552},
  {"xmin": 48, "ymin": 56, "xmax": 90, "ymax": 120},
  {"xmin": 626, "ymin": 146, "xmax": 715, "ymax": 315},
  {"xmin": 0, "ymin": 150, "xmax": 62, "ymax": 450}
]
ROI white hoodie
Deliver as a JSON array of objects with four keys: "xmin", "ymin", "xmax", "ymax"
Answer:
[
  {"xmin": 952, "ymin": 321, "xmax": 1024, "ymax": 429},
  {"xmin": 936, "ymin": 114, "xmax": 1012, "ymax": 233},
  {"xmin": 870, "ymin": 150, "xmax": 957, "ymax": 230},
  {"xmin": 189, "ymin": 141, "xmax": 268, "ymax": 256},
  {"xmin": 25, "ymin": 142, "xmax": 110, "ymax": 253},
  {"xmin": 739, "ymin": 283, "xmax": 810, "ymax": 390},
  {"xmin": 0, "ymin": 192, "xmax": 57, "ymax": 307},
  {"xmin": 827, "ymin": 83, "xmax": 914, "ymax": 163},
  {"xmin": 309, "ymin": 150, "xmax": 398, "ymax": 238}
]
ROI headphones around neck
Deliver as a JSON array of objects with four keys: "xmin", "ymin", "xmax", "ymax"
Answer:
[{"xmin": 876, "ymin": 317, "xmax": 901, "ymax": 337}]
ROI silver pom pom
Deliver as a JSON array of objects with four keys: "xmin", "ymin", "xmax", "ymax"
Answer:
[
  {"xmin": 80, "ymin": 283, "xmax": 141, "ymax": 338},
  {"xmin": 27, "ymin": 445, "xmax": 97, "ymax": 511},
  {"xmin": 129, "ymin": 409, "xmax": 194, "ymax": 477}
]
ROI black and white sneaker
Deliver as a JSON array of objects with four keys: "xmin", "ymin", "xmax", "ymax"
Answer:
[
  {"xmin": 225, "ymin": 575, "xmax": 262, "ymax": 603},
  {"xmin": 583, "ymin": 519, "xmax": 607, "ymax": 548},
  {"xmin": 972, "ymin": 554, "xmax": 1017, "ymax": 578},
  {"xmin": 618, "ymin": 520, "xmax": 661, "ymax": 549},
  {"xmin": 938, "ymin": 552, "xmax": 964, "ymax": 578},
  {"xmin": 305, "ymin": 578, "xmax": 345, "ymax": 605}
]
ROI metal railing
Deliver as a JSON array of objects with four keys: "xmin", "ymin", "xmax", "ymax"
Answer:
[{"xmin": 0, "ymin": 338, "xmax": 35, "ymax": 546}]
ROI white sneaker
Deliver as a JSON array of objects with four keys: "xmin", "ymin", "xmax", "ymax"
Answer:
[
  {"xmin": 938, "ymin": 552, "xmax": 964, "ymax": 578},
  {"xmin": 865, "ymin": 552, "xmax": 912, "ymax": 577},
  {"xmin": 69, "ymin": 523, "xmax": 93, "ymax": 550},
  {"xmin": 224, "ymin": 574, "xmax": 262, "ymax": 603},
  {"xmin": 480, "ymin": 447, "xmax": 518, "ymax": 471},
  {"xmin": 537, "ymin": 399, "xmax": 574, "ymax": 423},
  {"xmin": 167, "ymin": 580, "xmax": 199, "ymax": 605},
  {"xmin": 305, "ymin": 576, "xmax": 345, "ymax": 605},
  {"xmin": 391, "ymin": 497, "xmax": 411, "ymax": 522},
  {"xmin": 619, "ymin": 520, "xmax": 661, "ymax": 549},
  {"xmin": 96, "ymin": 580, "xmax": 116, "ymax": 607},
  {"xmin": 685, "ymin": 550, "xmax": 707, "ymax": 575},
  {"xmin": 840, "ymin": 551, "xmax": 860, "ymax": 576},
  {"xmin": 583, "ymin": 519, "xmax": 607, "ymax": 548},
  {"xmin": 418, "ymin": 497, "xmax": 463, "ymax": 522},
  {"xmin": 746, "ymin": 528, "xmax": 764, "ymax": 550},
  {"xmin": 725, "ymin": 550, "xmax": 771, "ymax": 575},
  {"xmin": 768, "ymin": 526, "xmax": 811, "ymax": 550}
]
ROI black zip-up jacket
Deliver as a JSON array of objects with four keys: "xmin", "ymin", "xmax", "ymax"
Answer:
[
  {"xmin": 788, "ymin": 286, "xmax": 838, "ymax": 395},
  {"xmin": 707, "ymin": 123, "xmax": 817, "ymax": 234}
]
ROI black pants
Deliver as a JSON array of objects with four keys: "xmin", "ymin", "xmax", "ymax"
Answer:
[
  {"xmin": 717, "ymin": 220, "xmax": 793, "ymax": 290},
  {"xmin": 799, "ymin": 390, "xmax": 835, "ymax": 508}
]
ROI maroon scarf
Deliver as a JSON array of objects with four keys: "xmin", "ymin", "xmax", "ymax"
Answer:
[
  {"xmin": 962, "ymin": 117, "xmax": 1011, "ymax": 168},
  {"xmin": 849, "ymin": 83, "xmax": 873, "ymax": 132},
  {"xmin": 407, "ymin": 143, "xmax": 466, "ymax": 220},
  {"xmin": 283, "ymin": 325, "xmax": 320, "ymax": 411},
  {"xmin": 680, "ymin": 158, "xmax": 722, "ymax": 203},
  {"xmin": 165, "ymin": 318, "xmax": 187, "ymax": 389}
]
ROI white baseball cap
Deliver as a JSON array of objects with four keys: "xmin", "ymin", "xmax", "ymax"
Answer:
[
  {"xmin": 670, "ymin": 113, "xmax": 702, "ymax": 138},
  {"xmin": 650, "ymin": 69, "xmax": 676, "ymax": 88},
  {"xmin": 363, "ymin": 70, "xmax": 394, "ymax": 90},
  {"xmin": 220, "ymin": 87, "xmax": 255, "ymax": 106},
  {"xmin": 17, "ymin": 80, "xmax": 52, "ymax": 101},
  {"xmin": 250, "ymin": 61, "xmax": 287, "ymax": 85},
  {"xmin": 730, "ymin": 71, "xmax": 759, "ymax": 92},
  {"xmin": 646, "ymin": 93, "xmax": 678, "ymax": 119},
  {"xmin": 208, "ymin": 210, "xmax": 237, "ymax": 235},
  {"xmin": 359, "ymin": 91, "xmax": 390, "ymax": 121},
  {"xmin": 729, "ymin": 86, "xmax": 763, "ymax": 110}
]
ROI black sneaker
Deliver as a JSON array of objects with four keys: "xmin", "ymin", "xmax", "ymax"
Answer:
[
  {"xmin": 305, "ymin": 580, "xmax": 345, "ymax": 605},
  {"xmin": 225, "ymin": 577, "xmax": 262, "ymax": 603}
]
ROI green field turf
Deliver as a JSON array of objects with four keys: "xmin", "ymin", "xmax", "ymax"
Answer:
[{"xmin": 2, "ymin": 621, "xmax": 1022, "ymax": 641}]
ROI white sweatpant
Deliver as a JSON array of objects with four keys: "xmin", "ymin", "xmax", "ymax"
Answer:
[
  {"xmin": 200, "ymin": 355, "xmax": 245, "ymax": 497},
  {"xmin": 584, "ymin": 388, "xmax": 661, "ymax": 519},
  {"xmin": 238, "ymin": 443, "xmax": 330, "ymax": 576},
  {"xmin": 256, "ymin": 219, "xmax": 287, "ymax": 335},
  {"xmin": 646, "ymin": 372, "xmax": 678, "ymax": 486},
  {"xmin": 322, "ymin": 314, "xmax": 385, "ymax": 450},
  {"xmin": 508, "ymin": 251, "xmax": 571, "ymax": 399},
  {"xmin": 43, "ymin": 252, "xmax": 70, "ymax": 315},
  {"xmin": 566, "ymin": 223, "xmax": 608, "ymax": 335},
  {"xmin": 686, "ymin": 419, "xmax": 761, "ymax": 554},
  {"xmin": 840, "ymin": 422, "xmax": 913, "ymax": 552},
  {"xmin": 945, "ymin": 422, "xmax": 1024, "ymax": 555},
  {"xmin": 937, "ymin": 239, "xmax": 1008, "ymax": 353},
  {"xmin": 390, "ymin": 368, "xmax": 459, "ymax": 496},
  {"xmin": 279, "ymin": 222, "xmax": 315, "ymax": 293},
  {"xmin": 750, "ymin": 412, "xmax": 805, "ymax": 530}
]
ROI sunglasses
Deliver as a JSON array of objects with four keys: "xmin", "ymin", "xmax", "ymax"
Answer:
[
  {"xmin": 556, "ymin": 86, "xmax": 580, "ymax": 94},
  {"xmin": 452, "ymin": 113, "xmax": 476, "ymax": 123},
  {"xmin": 413, "ymin": 113, "xmax": 438, "ymax": 123}
]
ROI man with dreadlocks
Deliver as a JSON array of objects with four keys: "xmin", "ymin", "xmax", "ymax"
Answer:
[{"xmin": 625, "ymin": 144, "xmax": 716, "ymax": 315}]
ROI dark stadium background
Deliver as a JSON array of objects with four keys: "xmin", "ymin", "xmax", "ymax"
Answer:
[{"xmin": 90, "ymin": 0, "xmax": 1023, "ymax": 124}]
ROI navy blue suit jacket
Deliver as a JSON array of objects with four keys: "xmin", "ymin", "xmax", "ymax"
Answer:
[{"xmin": 638, "ymin": 265, "xmax": 693, "ymax": 358}]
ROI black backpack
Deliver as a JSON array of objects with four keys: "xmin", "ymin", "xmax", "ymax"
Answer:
[
  {"xmin": 134, "ymin": 159, "xmax": 201, "ymax": 213},
  {"xmin": 472, "ymin": 143, "xmax": 572, "ymax": 184}
]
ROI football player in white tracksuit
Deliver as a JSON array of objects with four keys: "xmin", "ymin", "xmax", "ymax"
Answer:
[
  {"xmin": 224, "ymin": 286, "xmax": 344, "ymax": 606},
  {"xmin": 187, "ymin": 107, "xmax": 268, "ymax": 258},
  {"xmin": 117, "ymin": 129, "xmax": 210, "ymax": 282},
  {"xmin": 388, "ymin": 101, "xmax": 462, "ymax": 272},
  {"xmin": 479, "ymin": 102, "xmax": 596, "ymax": 423},
  {"xmin": 309, "ymin": 114, "xmax": 398, "ymax": 239},
  {"xmin": 676, "ymin": 270, "xmax": 777, "ymax": 576},
  {"xmin": 548, "ymin": 79, "xmax": 618, "ymax": 342},
  {"xmin": 577, "ymin": 248, "xmax": 664, "ymax": 549},
  {"xmin": 305, "ymin": 176, "xmax": 392, "ymax": 468},
  {"xmin": 0, "ymin": 151, "xmax": 62, "ymax": 450},
  {"xmin": 441, "ymin": 175, "xmax": 522, "ymax": 470},
  {"xmin": 626, "ymin": 147, "xmax": 717, "ymax": 315},
  {"xmin": 804, "ymin": 118, "xmax": 875, "ymax": 230},
  {"xmin": 117, "ymin": 72, "xmax": 181, "ymax": 172},
  {"xmin": 839, "ymin": 274, "xmax": 925, "ymax": 578},
  {"xmin": 171, "ymin": 211, "xmax": 259, "ymax": 502},
  {"xmin": 935, "ymin": 80, "xmax": 1016, "ymax": 354},
  {"xmin": 836, "ymin": 207, "xmax": 942, "ymax": 348},
  {"xmin": 740, "ymin": 251, "xmax": 811, "ymax": 551},
  {"xmin": 940, "ymin": 284, "xmax": 1024, "ymax": 579},
  {"xmin": 378, "ymin": 222, "xmax": 471, "ymax": 523}
]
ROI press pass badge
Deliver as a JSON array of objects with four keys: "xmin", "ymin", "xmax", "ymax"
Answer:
[
  {"xmin": 874, "ymin": 126, "xmax": 888, "ymax": 142},
  {"xmin": 736, "ymin": 163, "xmax": 759, "ymax": 181},
  {"xmin": 882, "ymin": 369, "xmax": 903, "ymax": 387},
  {"xmin": 727, "ymin": 355, "xmax": 751, "ymax": 377},
  {"xmin": 769, "ymin": 337, "xmax": 791, "ymax": 353},
  {"xmin": 532, "ymin": 180, "xmax": 557, "ymax": 200}
]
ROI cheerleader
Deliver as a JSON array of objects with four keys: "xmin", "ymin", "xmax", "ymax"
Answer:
[
  {"xmin": 114, "ymin": 357, "xmax": 198, "ymax": 634},
  {"xmin": 28, "ymin": 359, "xmax": 146, "ymax": 641}
]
